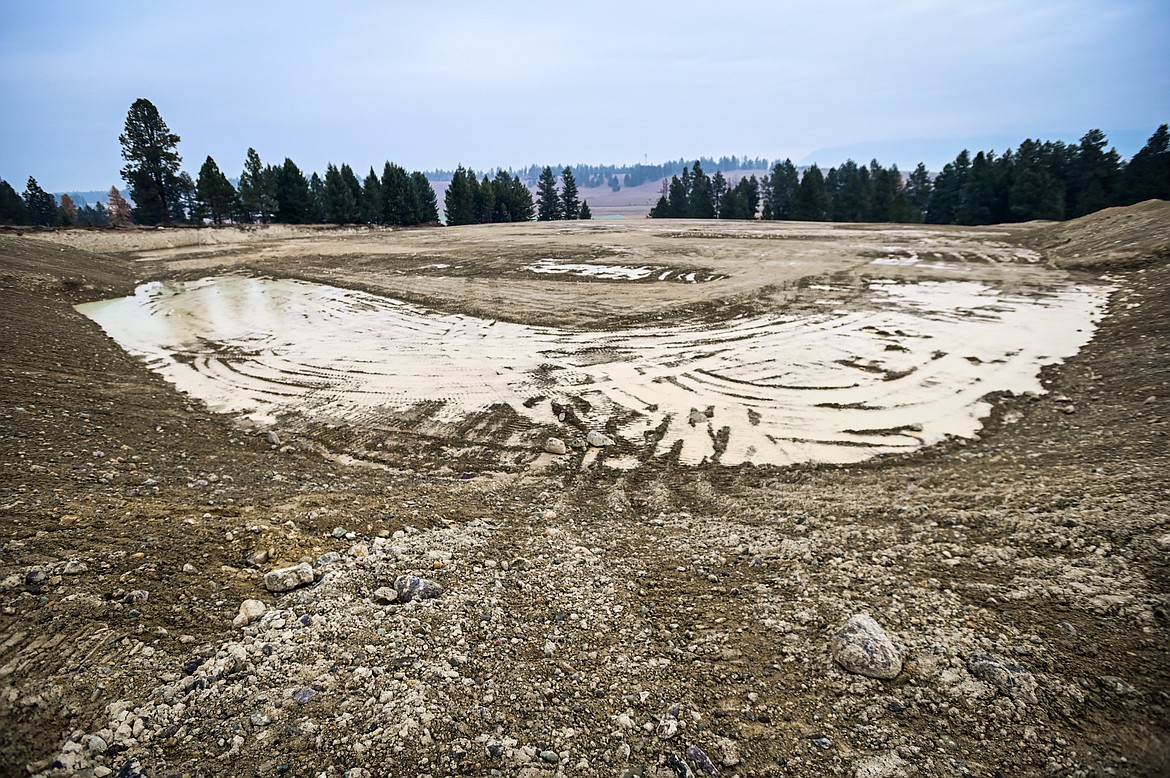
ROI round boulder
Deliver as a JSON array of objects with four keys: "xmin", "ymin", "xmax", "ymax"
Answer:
[{"xmin": 831, "ymin": 613, "xmax": 902, "ymax": 680}]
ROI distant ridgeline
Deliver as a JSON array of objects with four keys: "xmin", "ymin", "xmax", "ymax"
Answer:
[{"xmin": 647, "ymin": 126, "xmax": 1170, "ymax": 225}]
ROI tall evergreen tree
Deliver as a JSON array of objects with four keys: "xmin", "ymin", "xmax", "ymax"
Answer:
[
  {"xmin": 362, "ymin": 167, "xmax": 384, "ymax": 224},
  {"xmin": 905, "ymin": 163, "xmax": 932, "ymax": 221},
  {"xmin": 119, "ymin": 98, "xmax": 182, "ymax": 225},
  {"xmin": 793, "ymin": 166, "xmax": 829, "ymax": 221},
  {"xmin": 536, "ymin": 166, "xmax": 561, "ymax": 221},
  {"xmin": 308, "ymin": 173, "xmax": 326, "ymax": 223},
  {"xmin": 339, "ymin": 164, "xmax": 363, "ymax": 219},
  {"xmin": 238, "ymin": 148, "xmax": 276, "ymax": 223},
  {"xmin": 560, "ymin": 167, "xmax": 580, "ymax": 219},
  {"xmin": 926, "ymin": 150, "xmax": 970, "ymax": 224},
  {"xmin": 711, "ymin": 171, "xmax": 729, "ymax": 216},
  {"xmin": 688, "ymin": 161, "xmax": 715, "ymax": 218},
  {"xmin": 0, "ymin": 179, "xmax": 28, "ymax": 225},
  {"xmin": 1068, "ymin": 129, "xmax": 1121, "ymax": 218},
  {"xmin": 382, "ymin": 163, "xmax": 412, "ymax": 225},
  {"xmin": 324, "ymin": 164, "xmax": 360, "ymax": 224},
  {"xmin": 411, "ymin": 172, "xmax": 440, "ymax": 223},
  {"xmin": 196, "ymin": 156, "xmax": 238, "ymax": 224},
  {"xmin": 275, "ymin": 158, "xmax": 312, "ymax": 223},
  {"xmin": 444, "ymin": 166, "xmax": 476, "ymax": 225},
  {"xmin": 22, "ymin": 177, "xmax": 57, "ymax": 226},
  {"xmin": 579, "ymin": 201, "xmax": 592, "ymax": 220},
  {"xmin": 1120, "ymin": 124, "xmax": 1170, "ymax": 204},
  {"xmin": 474, "ymin": 174, "xmax": 496, "ymax": 223}
]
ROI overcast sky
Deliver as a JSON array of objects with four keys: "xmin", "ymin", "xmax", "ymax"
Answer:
[{"xmin": 2, "ymin": 0, "xmax": 1167, "ymax": 192}]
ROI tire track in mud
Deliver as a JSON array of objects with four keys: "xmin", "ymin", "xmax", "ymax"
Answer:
[{"xmin": 77, "ymin": 275, "xmax": 1109, "ymax": 470}]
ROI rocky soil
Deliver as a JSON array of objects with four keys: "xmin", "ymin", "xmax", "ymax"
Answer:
[{"xmin": 1, "ymin": 205, "xmax": 1168, "ymax": 777}]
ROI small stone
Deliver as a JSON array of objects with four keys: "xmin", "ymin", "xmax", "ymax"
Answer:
[
  {"xmin": 265, "ymin": 431, "xmax": 281, "ymax": 446},
  {"xmin": 394, "ymin": 574, "xmax": 443, "ymax": 603},
  {"xmin": 233, "ymin": 599, "xmax": 267, "ymax": 628},
  {"xmin": 123, "ymin": 589, "xmax": 149, "ymax": 605},
  {"xmin": 544, "ymin": 437, "xmax": 567, "ymax": 455},
  {"xmin": 665, "ymin": 752, "xmax": 694, "ymax": 777},
  {"xmin": 966, "ymin": 652, "xmax": 1038, "ymax": 703},
  {"xmin": 87, "ymin": 734, "xmax": 108, "ymax": 753},
  {"xmin": 292, "ymin": 687, "xmax": 317, "ymax": 705},
  {"xmin": 687, "ymin": 745, "xmax": 720, "ymax": 776},
  {"xmin": 539, "ymin": 750, "xmax": 560, "ymax": 764},
  {"xmin": 63, "ymin": 560, "xmax": 88, "ymax": 575},
  {"xmin": 249, "ymin": 710, "xmax": 273, "ymax": 726},
  {"xmin": 316, "ymin": 551, "xmax": 342, "ymax": 567},
  {"xmin": 182, "ymin": 563, "xmax": 198, "ymax": 574},
  {"xmin": 586, "ymin": 430, "xmax": 615, "ymax": 447},
  {"xmin": 264, "ymin": 562, "xmax": 314, "ymax": 593},
  {"xmin": 811, "ymin": 736, "xmax": 832, "ymax": 749},
  {"xmin": 486, "ymin": 740, "xmax": 506, "ymax": 759},
  {"xmin": 371, "ymin": 586, "xmax": 398, "ymax": 604},
  {"xmin": 331, "ymin": 527, "xmax": 349, "ymax": 539},
  {"xmin": 831, "ymin": 614, "xmax": 902, "ymax": 680}
]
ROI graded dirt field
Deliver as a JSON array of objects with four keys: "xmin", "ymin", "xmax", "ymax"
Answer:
[{"xmin": 1, "ymin": 203, "xmax": 1168, "ymax": 777}]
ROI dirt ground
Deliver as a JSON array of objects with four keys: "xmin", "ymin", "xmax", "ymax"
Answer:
[{"xmin": 1, "ymin": 203, "xmax": 1168, "ymax": 777}]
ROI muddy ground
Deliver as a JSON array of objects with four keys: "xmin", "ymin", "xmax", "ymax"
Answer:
[{"xmin": 1, "ymin": 203, "xmax": 1168, "ymax": 777}]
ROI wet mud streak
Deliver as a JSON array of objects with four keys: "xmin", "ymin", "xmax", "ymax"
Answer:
[{"xmin": 78, "ymin": 275, "xmax": 1108, "ymax": 466}]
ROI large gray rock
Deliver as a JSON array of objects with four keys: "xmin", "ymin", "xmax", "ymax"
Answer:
[
  {"xmin": 831, "ymin": 614, "xmax": 902, "ymax": 680},
  {"xmin": 586, "ymin": 430, "xmax": 615, "ymax": 447},
  {"xmin": 544, "ymin": 437, "xmax": 567, "ymax": 455},
  {"xmin": 394, "ymin": 574, "xmax": 443, "ymax": 603},
  {"xmin": 264, "ymin": 562, "xmax": 314, "ymax": 593}
]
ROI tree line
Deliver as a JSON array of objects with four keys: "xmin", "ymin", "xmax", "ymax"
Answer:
[
  {"xmin": 3, "ymin": 101, "xmax": 1167, "ymax": 229},
  {"xmin": 1, "ymin": 98, "xmax": 440, "ymax": 229},
  {"xmin": 649, "ymin": 126, "xmax": 1170, "ymax": 224}
]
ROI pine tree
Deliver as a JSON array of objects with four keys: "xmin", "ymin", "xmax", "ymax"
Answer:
[
  {"xmin": 0, "ymin": 179, "xmax": 27, "ymax": 225},
  {"xmin": 196, "ymin": 156, "xmax": 238, "ymax": 224},
  {"xmin": 560, "ymin": 167, "xmax": 580, "ymax": 219},
  {"xmin": 324, "ymin": 164, "xmax": 360, "ymax": 224},
  {"xmin": 308, "ymin": 173, "xmax": 326, "ymax": 223},
  {"xmin": 22, "ymin": 177, "xmax": 57, "ymax": 226},
  {"xmin": 1120, "ymin": 124, "xmax": 1170, "ymax": 204},
  {"xmin": 411, "ymin": 172, "xmax": 440, "ymax": 223},
  {"xmin": 711, "ymin": 171, "xmax": 729, "ymax": 216},
  {"xmin": 905, "ymin": 163, "xmax": 933, "ymax": 221},
  {"xmin": 275, "ymin": 158, "xmax": 312, "ymax": 224},
  {"xmin": 766, "ymin": 160, "xmax": 800, "ymax": 220},
  {"xmin": 444, "ymin": 166, "xmax": 476, "ymax": 225},
  {"xmin": 1068, "ymin": 130, "xmax": 1121, "ymax": 218},
  {"xmin": 688, "ymin": 161, "xmax": 715, "ymax": 218},
  {"xmin": 239, "ymin": 148, "xmax": 276, "ymax": 223},
  {"xmin": 536, "ymin": 166, "xmax": 561, "ymax": 221},
  {"xmin": 473, "ymin": 174, "xmax": 494, "ymax": 223},
  {"xmin": 382, "ymin": 163, "xmax": 415, "ymax": 226},
  {"xmin": 362, "ymin": 168, "xmax": 384, "ymax": 224},
  {"xmin": 119, "ymin": 98, "xmax": 182, "ymax": 225},
  {"xmin": 579, "ymin": 201, "xmax": 592, "ymax": 220},
  {"xmin": 926, "ymin": 150, "xmax": 970, "ymax": 224},
  {"xmin": 339, "ymin": 164, "xmax": 363, "ymax": 220},
  {"xmin": 793, "ymin": 166, "xmax": 829, "ymax": 221},
  {"xmin": 106, "ymin": 187, "xmax": 133, "ymax": 227}
]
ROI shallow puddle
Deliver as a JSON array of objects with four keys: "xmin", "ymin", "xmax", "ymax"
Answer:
[{"xmin": 77, "ymin": 274, "xmax": 1108, "ymax": 466}]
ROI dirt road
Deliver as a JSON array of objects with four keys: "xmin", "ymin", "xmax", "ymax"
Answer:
[{"xmin": 1, "ymin": 204, "xmax": 1167, "ymax": 777}]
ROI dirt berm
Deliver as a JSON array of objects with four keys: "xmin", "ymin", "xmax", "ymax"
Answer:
[{"xmin": 1, "ymin": 203, "xmax": 1168, "ymax": 777}]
